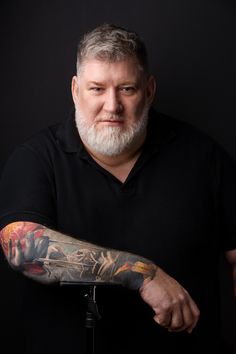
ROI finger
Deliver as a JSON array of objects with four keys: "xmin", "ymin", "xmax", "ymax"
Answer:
[
  {"xmin": 180, "ymin": 301, "xmax": 194, "ymax": 332},
  {"xmin": 176, "ymin": 291, "xmax": 200, "ymax": 333},
  {"xmin": 153, "ymin": 310, "xmax": 172, "ymax": 328},
  {"xmin": 167, "ymin": 306, "xmax": 184, "ymax": 332},
  {"xmin": 185, "ymin": 298, "xmax": 200, "ymax": 333},
  {"xmin": 169, "ymin": 293, "xmax": 197, "ymax": 333},
  {"xmin": 183, "ymin": 290, "xmax": 200, "ymax": 333}
]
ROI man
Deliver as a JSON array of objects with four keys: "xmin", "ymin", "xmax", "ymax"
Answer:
[{"xmin": 0, "ymin": 24, "xmax": 235, "ymax": 354}]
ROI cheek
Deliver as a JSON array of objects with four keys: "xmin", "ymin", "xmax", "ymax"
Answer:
[
  {"xmin": 79, "ymin": 95, "xmax": 102, "ymax": 116},
  {"xmin": 130, "ymin": 97, "xmax": 147, "ymax": 117},
  {"xmin": 81, "ymin": 95, "xmax": 102, "ymax": 112}
]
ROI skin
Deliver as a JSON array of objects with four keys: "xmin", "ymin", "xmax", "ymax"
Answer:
[
  {"xmin": 0, "ymin": 57, "xmax": 203, "ymax": 333},
  {"xmin": 225, "ymin": 249, "xmax": 236, "ymax": 297},
  {"xmin": 0, "ymin": 221, "xmax": 200, "ymax": 333},
  {"xmin": 71, "ymin": 58, "xmax": 156, "ymax": 182},
  {"xmin": 0, "ymin": 222, "xmax": 156, "ymax": 288}
]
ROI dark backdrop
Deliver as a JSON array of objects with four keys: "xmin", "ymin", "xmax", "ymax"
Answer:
[{"xmin": 0, "ymin": 0, "xmax": 235, "ymax": 352}]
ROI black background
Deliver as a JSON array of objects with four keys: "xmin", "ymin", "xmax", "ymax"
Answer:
[{"xmin": 0, "ymin": 0, "xmax": 235, "ymax": 352}]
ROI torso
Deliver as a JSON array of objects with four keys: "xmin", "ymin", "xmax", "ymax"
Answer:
[{"xmin": 91, "ymin": 154, "xmax": 141, "ymax": 183}]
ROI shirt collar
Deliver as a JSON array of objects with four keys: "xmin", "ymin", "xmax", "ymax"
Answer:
[
  {"xmin": 56, "ymin": 107, "xmax": 177, "ymax": 154},
  {"xmin": 56, "ymin": 109, "xmax": 83, "ymax": 153},
  {"xmin": 146, "ymin": 107, "xmax": 177, "ymax": 148}
]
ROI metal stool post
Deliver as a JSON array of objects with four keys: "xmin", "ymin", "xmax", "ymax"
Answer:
[
  {"xmin": 60, "ymin": 282, "xmax": 101, "ymax": 354},
  {"xmin": 84, "ymin": 285, "xmax": 101, "ymax": 354}
]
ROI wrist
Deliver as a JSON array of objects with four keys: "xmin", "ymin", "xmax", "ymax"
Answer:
[
  {"xmin": 139, "ymin": 263, "xmax": 158, "ymax": 292},
  {"xmin": 113, "ymin": 258, "xmax": 157, "ymax": 290}
]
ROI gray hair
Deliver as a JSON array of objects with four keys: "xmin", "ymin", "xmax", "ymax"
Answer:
[{"xmin": 76, "ymin": 23, "xmax": 149, "ymax": 75}]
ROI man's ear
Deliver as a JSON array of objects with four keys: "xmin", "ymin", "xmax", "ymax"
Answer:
[
  {"xmin": 146, "ymin": 75, "xmax": 156, "ymax": 106},
  {"xmin": 71, "ymin": 76, "xmax": 79, "ymax": 105}
]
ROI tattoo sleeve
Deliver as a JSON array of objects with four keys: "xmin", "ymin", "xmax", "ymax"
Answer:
[
  {"xmin": 233, "ymin": 267, "xmax": 236, "ymax": 298},
  {"xmin": 0, "ymin": 222, "xmax": 157, "ymax": 290}
]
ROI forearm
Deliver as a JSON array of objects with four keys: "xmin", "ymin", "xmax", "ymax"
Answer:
[
  {"xmin": 0, "ymin": 221, "xmax": 201, "ymax": 332},
  {"xmin": 231, "ymin": 258, "xmax": 236, "ymax": 297},
  {"xmin": 225, "ymin": 249, "xmax": 236, "ymax": 298},
  {"xmin": 0, "ymin": 221, "xmax": 156, "ymax": 289},
  {"xmin": 232, "ymin": 267, "xmax": 236, "ymax": 298}
]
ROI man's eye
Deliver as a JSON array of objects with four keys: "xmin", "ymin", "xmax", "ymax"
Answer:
[
  {"xmin": 120, "ymin": 87, "xmax": 136, "ymax": 94},
  {"xmin": 90, "ymin": 87, "xmax": 103, "ymax": 92}
]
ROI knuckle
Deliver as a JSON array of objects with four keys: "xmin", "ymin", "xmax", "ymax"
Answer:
[
  {"xmin": 161, "ymin": 302, "xmax": 171, "ymax": 312},
  {"xmin": 171, "ymin": 321, "xmax": 183, "ymax": 330},
  {"xmin": 171, "ymin": 294, "xmax": 186, "ymax": 307},
  {"xmin": 178, "ymin": 292, "xmax": 187, "ymax": 303},
  {"xmin": 185, "ymin": 318, "xmax": 194, "ymax": 327}
]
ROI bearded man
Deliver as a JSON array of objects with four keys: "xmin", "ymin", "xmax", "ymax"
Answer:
[{"xmin": 0, "ymin": 24, "xmax": 235, "ymax": 354}]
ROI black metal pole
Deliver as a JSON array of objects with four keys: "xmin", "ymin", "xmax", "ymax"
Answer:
[
  {"xmin": 85, "ymin": 286, "xmax": 97, "ymax": 354},
  {"xmin": 60, "ymin": 282, "xmax": 101, "ymax": 354}
]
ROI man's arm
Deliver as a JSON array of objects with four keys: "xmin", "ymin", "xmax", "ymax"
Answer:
[
  {"xmin": 0, "ymin": 221, "xmax": 200, "ymax": 333},
  {"xmin": 0, "ymin": 221, "xmax": 156, "ymax": 288},
  {"xmin": 225, "ymin": 249, "xmax": 236, "ymax": 298}
]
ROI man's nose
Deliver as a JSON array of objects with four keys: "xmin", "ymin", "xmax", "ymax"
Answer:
[{"xmin": 103, "ymin": 89, "xmax": 123, "ymax": 113}]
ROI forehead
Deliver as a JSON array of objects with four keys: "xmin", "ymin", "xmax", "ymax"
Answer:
[{"xmin": 78, "ymin": 58, "xmax": 144, "ymax": 83}]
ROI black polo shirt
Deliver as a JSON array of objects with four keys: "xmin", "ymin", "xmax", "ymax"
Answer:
[{"xmin": 0, "ymin": 109, "xmax": 235, "ymax": 354}]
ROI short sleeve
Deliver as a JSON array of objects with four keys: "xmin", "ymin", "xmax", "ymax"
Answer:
[
  {"xmin": 217, "ymin": 147, "xmax": 236, "ymax": 251},
  {"xmin": 0, "ymin": 145, "xmax": 56, "ymax": 230}
]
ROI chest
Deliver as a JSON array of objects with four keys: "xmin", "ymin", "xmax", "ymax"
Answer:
[{"xmin": 54, "ymin": 151, "xmax": 219, "ymax": 269}]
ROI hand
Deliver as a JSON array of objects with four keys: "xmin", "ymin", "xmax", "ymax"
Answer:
[{"xmin": 139, "ymin": 267, "xmax": 200, "ymax": 333}]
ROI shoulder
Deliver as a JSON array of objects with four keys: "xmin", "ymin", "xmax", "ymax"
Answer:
[
  {"xmin": 12, "ymin": 118, "xmax": 70, "ymax": 163},
  {"xmin": 0, "ymin": 121, "xmax": 64, "ymax": 178},
  {"xmin": 153, "ymin": 110, "xmax": 229, "ymax": 156},
  {"xmin": 156, "ymin": 111, "xmax": 213, "ymax": 145},
  {"xmin": 19, "ymin": 112, "xmax": 80, "ymax": 156},
  {"xmin": 21, "ymin": 121, "xmax": 62, "ymax": 153},
  {"xmin": 149, "ymin": 109, "xmax": 236, "ymax": 174}
]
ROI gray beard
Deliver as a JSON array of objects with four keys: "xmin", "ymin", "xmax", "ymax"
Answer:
[{"xmin": 75, "ymin": 108, "xmax": 149, "ymax": 156}]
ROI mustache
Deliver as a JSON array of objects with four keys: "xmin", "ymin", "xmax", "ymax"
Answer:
[{"xmin": 96, "ymin": 115, "xmax": 124, "ymax": 122}]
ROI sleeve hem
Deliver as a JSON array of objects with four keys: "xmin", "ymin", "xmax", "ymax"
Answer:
[{"xmin": 0, "ymin": 211, "xmax": 56, "ymax": 230}]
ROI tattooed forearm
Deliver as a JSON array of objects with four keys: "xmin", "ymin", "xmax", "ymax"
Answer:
[
  {"xmin": 225, "ymin": 249, "xmax": 236, "ymax": 298},
  {"xmin": 0, "ymin": 222, "xmax": 157, "ymax": 289},
  {"xmin": 233, "ymin": 269, "xmax": 236, "ymax": 298}
]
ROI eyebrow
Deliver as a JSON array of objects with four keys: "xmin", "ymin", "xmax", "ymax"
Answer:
[
  {"xmin": 87, "ymin": 81, "xmax": 105, "ymax": 85},
  {"xmin": 87, "ymin": 80, "xmax": 139, "ymax": 86}
]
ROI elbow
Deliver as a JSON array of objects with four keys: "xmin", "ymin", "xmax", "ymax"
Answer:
[{"xmin": 0, "ymin": 221, "xmax": 50, "ymax": 280}]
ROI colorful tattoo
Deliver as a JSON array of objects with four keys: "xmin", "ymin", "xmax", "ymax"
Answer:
[
  {"xmin": 233, "ymin": 271, "xmax": 236, "ymax": 297},
  {"xmin": 0, "ymin": 222, "xmax": 156, "ymax": 289},
  {"xmin": 0, "ymin": 222, "xmax": 47, "ymax": 274}
]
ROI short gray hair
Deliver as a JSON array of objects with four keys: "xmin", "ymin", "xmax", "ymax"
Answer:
[{"xmin": 76, "ymin": 23, "xmax": 149, "ymax": 75}]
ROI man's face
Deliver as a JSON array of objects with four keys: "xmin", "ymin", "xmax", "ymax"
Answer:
[{"xmin": 72, "ymin": 57, "xmax": 156, "ymax": 156}]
